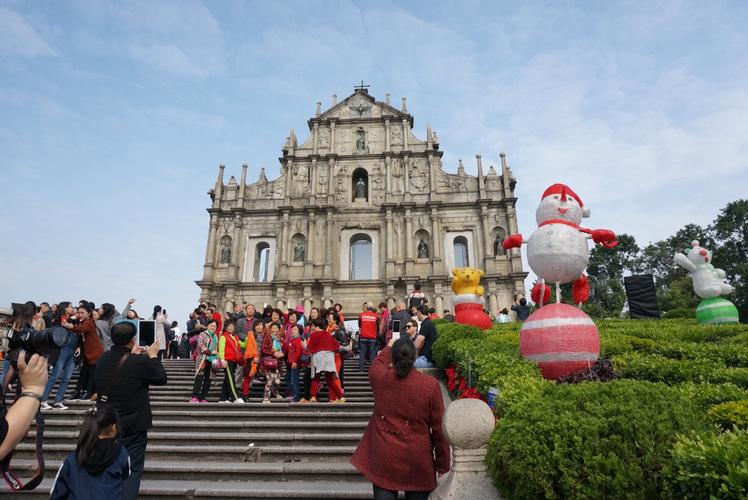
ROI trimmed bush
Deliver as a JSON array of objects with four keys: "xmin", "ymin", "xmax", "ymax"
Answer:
[
  {"xmin": 708, "ymin": 400, "xmax": 748, "ymax": 431},
  {"xmin": 664, "ymin": 429, "xmax": 748, "ymax": 499},
  {"xmin": 486, "ymin": 380, "xmax": 709, "ymax": 500}
]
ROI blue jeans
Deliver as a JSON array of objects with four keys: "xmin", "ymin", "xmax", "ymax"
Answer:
[
  {"xmin": 120, "ymin": 430, "xmax": 147, "ymax": 500},
  {"xmin": 289, "ymin": 367, "xmax": 300, "ymax": 402},
  {"xmin": 359, "ymin": 339, "xmax": 378, "ymax": 371},
  {"xmin": 43, "ymin": 343, "xmax": 76, "ymax": 403},
  {"xmin": 414, "ymin": 355, "xmax": 435, "ymax": 368}
]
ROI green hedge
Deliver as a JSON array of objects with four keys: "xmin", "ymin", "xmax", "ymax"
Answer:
[
  {"xmin": 486, "ymin": 380, "xmax": 708, "ymax": 499},
  {"xmin": 663, "ymin": 429, "xmax": 748, "ymax": 499},
  {"xmin": 433, "ymin": 319, "xmax": 748, "ymax": 498},
  {"xmin": 708, "ymin": 400, "xmax": 748, "ymax": 431}
]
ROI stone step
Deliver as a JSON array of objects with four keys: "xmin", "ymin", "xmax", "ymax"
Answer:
[
  {"xmin": 38, "ymin": 400, "xmax": 375, "ymax": 411},
  {"xmin": 40, "ymin": 409, "xmax": 373, "ymax": 421},
  {"xmin": 26, "ymin": 430, "xmax": 364, "ymax": 447},
  {"xmin": 16, "ymin": 478, "xmax": 387, "ymax": 499},
  {"xmin": 13, "ymin": 443, "xmax": 356, "ymax": 462},
  {"xmin": 11, "ymin": 459, "xmax": 366, "ymax": 483},
  {"xmin": 37, "ymin": 419, "xmax": 368, "ymax": 432}
]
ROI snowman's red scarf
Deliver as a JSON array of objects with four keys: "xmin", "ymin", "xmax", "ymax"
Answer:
[{"xmin": 538, "ymin": 218, "xmax": 617, "ymax": 249}]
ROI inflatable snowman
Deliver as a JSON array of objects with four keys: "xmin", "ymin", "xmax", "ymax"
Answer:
[
  {"xmin": 503, "ymin": 183, "xmax": 618, "ymax": 305},
  {"xmin": 674, "ymin": 240, "xmax": 738, "ymax": 324}
]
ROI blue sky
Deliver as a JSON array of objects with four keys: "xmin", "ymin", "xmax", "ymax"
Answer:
[{"xmin": 1, "ymin": 0, "xmax": 747, "ymax": 324}]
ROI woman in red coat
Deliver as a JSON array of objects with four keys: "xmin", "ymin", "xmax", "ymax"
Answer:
[{"xmin": 350, "ymin": 337, "xmax": 451, "ymax": 499}]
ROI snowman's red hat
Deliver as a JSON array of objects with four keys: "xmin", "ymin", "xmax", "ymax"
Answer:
[{"xmin": 542, "ymin": 183, "xmax": 584, "ymax": 206}]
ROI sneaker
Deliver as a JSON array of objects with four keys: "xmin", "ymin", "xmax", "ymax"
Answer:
[
  {"xmin": 199, "ymin": 399, "xmax": 208, "ymax": 403},
  {"xmin": 234, "ymin": 398, "xmax": 245, "ymax": 404},
  {"xmin": 309, "ymin": 397, "xmax": 318, "ymax": 403},
  {"xmin": 53, "ymin": 402, "xmax": 68, "ymax": 410},
  {"xmin": 332, "ymin": 397, "xmax": 347, "ymax": 404},
  {"xmin": 218, "ymin": 400, "xmax": 230, "ymax": 404},
  {"xmin": 189, "ymin": 397, "xmax": 200, "ymax": 403},
  {"xmin": 40, "ymin": 402, "xmax": 52, "ymax": 411},
  {"xmin": 262, "ymin": 399, "xmax": 271, "ymax": 404},
  {"xmin": 299, "ymin": 398, "xmax": 309, "ymax": 403}
]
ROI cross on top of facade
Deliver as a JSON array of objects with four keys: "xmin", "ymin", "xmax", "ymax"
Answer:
[{"xmin": 354, "ymin": 80, "xmax": 370, "ymax": 92}]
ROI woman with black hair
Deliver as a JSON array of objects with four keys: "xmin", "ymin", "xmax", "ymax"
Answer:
[
  {"xmin": 50, "ymin": 405, "xmax": 130, "ymax": 499},
  {"xmin": 40, "ymin": 301, "xmax": 80, "ymax": 410},
  {"xmin": 1, "ymin": 302, "xmax": 38, "ymax": 394},
  {"xmin": 350, "ymin": 338, "xmax": 451, "ymax": 499},
  {"xmin": 152, "ymin": 306, "xmax": 168, "ymax": 360}
]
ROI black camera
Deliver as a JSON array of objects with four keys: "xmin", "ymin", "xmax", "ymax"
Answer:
[{"xmin": 7, "ymin": 326, "xmax": 68, "ymax": 364}]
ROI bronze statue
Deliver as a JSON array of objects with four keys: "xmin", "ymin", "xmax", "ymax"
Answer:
[
  {"xmin": 418, "ymin": 239, "xmax": 429, "ymax": 259},
  {"xmin": 355, "ymin": 177, "xmax": 366, "ymax": 199},
  {"xmin": 293, "ymin": 240, "xmax": 305, "ymax": 262}
]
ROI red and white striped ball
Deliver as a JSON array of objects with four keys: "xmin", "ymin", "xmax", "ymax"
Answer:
[{"xmin": 520, "ymin": 303, "xmax": 600, "ymax": 380}]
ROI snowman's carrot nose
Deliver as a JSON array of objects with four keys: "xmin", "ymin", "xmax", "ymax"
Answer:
[{"xmin": 560, "ymin": 187, "xmax": 567, "ymax": 202}]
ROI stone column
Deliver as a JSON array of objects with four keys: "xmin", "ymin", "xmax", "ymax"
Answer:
[
  {"xmin": 330, "ymin": 121, "xmax": 336, "ymax": 152},
  {"xmin": 310, "ymin": 158, "xmax": 317, "ymax": 197},
  {"xmin": 238, "ymin": 163, "xmax": 247, "ymax": 201},
  {"xmin": 431, "ymin": 208, "xmax": 444, "ymax": 275},
  {"xmin": 279, "ymin": 212, "xmax": 290, "ymax": 277},
  {"xmin": 324, "ymin": 210, "xmax": 333, "ymax": 276},
  {"xmin": 230, "ymin": 217, "xmax": 243, "ymax": 280},
  {"xmin": 489, "ymin": 292, "xmax": 499, "ymax": 316},
  {"xmin": 327, "ymin": 159, "xmax": 335, "ymax": 204},
  {"xmin": 312, "ymin": 122, "xmax": 319, "ymax": 155},
  {"xmin": 403, "ymin": 155, "xmax": 411, "ymax": 195},
  {"xmin": 481, "ymin": 205, "xmax": 491, "ymax": 266},
  {"xmin": 431, "ymin": 399, "xmax": 501, "ymax": 500},
  {"xmin": 384, "ymin": 119, "xmax": 390, "ymax": 152},
  {"xmin": 203, "ymin": 214, "xmax": 219, "ymax": 279},
  {"xmin": 435, "ymin": 294, "xmax": 444, "ymax": 314},
  {"xmin": 306, "ymin": 209, "xmax": 316, "ymax": 275},
  {"xmin": 284, "ymin": 160, "xmax": 293, "ymax": 202},
  {"xmin": 404, "ymin": 208, "xmax": 413, "ymax": 261},
  {"xmin": 402, "ymin": 119, "xmax": 409, "ymax": 150}
]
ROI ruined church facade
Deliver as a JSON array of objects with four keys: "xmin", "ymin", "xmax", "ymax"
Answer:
[{"xmin": 197, "ymin": 88, "xmax": 527, "ymax": 315}]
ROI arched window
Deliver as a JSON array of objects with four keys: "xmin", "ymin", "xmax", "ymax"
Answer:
[
  {"xmin": 493, "ymin": 227, "xmax": 507, "ymax": 256},
  {"xmin": 350, "ymin": 233, "xmax": 372, "ymax": 280},
  {"xmin": 254, "ymin": 242, "xmax": 270, "ymax": 283},
  {"xmin": 352, "ymin": 168, "xmax": 368, "ymax": 201},
  {"xmin": 454, "ymin": 236, "xmax": 469, "ymax": 268}
]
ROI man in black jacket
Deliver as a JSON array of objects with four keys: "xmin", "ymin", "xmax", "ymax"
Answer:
[
  {"xmin": 95, "ymin": 321, "xmax": 167, "ymax": 500},
  {"xmin": 414, "ymin": 305, "xmax": 437, "ymax": 368}
]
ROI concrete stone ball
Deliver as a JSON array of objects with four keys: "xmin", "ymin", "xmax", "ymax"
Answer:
[{"xmin": 443, "ymin": 398, "xmax": 495, "ymax": 450}]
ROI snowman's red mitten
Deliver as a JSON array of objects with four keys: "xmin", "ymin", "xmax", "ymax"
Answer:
[
  {"xmin": 531, "ymin": 282, "xmax": 551, "ymax": 305},
  {"xmin": 572, "ymin": 275, "xmax": 590, "ymax": 304},
  {"xmin": 591, "ymin": 229, "xmax": 618, "ymax": 248},
  {"xmin": 502, "ymin": 234, "xmax": 523, "ymax": 250}
]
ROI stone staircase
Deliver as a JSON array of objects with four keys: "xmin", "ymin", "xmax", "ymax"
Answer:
[{"xmin": 10, "ymin": 358, "xmax": 379, "ymax": 499}]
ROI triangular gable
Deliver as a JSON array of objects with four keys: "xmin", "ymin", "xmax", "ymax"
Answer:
[{"xmin": 318, "ymin": 90, "xmax": 408, "ymax": 121}]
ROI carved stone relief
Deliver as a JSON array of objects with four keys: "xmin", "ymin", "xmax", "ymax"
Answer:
[
  {"xmin": 391, "ymin": 126, "xmax": 403, "ymax": 146},
  {"xmin": 338, "ymin": 130, "xmax": 350, "ymax": 154},
  {"xmin": 318, "ymin": 128, "xmax": 330, "ymax": 147},
  {"xmin": 348, "ymin": 97, "xmax": 371, "ymax": 118},
  {"xmin": 317, "ymin": 164, "xmax": 328, "ymax": 193},
  {"xmin": 367, "ymin": 128, "xmax": 383, "ymax": 154},
  {"xmin": 409, "ymin": 157, "xmax": 429, "ymax": 191}
]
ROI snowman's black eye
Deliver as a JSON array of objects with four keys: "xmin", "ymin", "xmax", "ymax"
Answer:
[{"xmin": 554, "ymin": 195, "xmax": 559, "ymax": 200}]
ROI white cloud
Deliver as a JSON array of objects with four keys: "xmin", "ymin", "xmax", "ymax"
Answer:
[
  {"xmin": 128, "ymin": 43, "xmax": 206, "ymax": 78},
  {"xmin": 0, "ymin": 7, "xmax": 56, "ymax": 57}
]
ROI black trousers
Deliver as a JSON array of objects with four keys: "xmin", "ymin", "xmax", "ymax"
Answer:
[
  {"xmin": 301, "ymin": 366, "xmax": 311, "ymax": 400},
  {"xmin": 373, "ymin": 484, "xmax": 430, "ymax": 500},
  {"xmin": 192, "ymin": 362, "xmax": 212, "ymax": 400},
  {"xmin": 73, "ymin": 363, "xmax": 96, "ymax": 397},
  {"xmin": 120, "ymin": 431, "xmax": 147, "ymax": 500},
  {"xmin": 220, "ymin": 361, "xmax": 239, "ymax": 401}
]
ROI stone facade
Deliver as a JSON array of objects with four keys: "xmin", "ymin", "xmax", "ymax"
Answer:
[{"xmin": 196, "ymin": 88, "xmax": 527, "ymax": 315}]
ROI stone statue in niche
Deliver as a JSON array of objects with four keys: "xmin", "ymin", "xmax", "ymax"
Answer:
[
  {"xmin": 219, "ymin": 239, "xmax": 231, "ymax": 264},
  {"xmin": 418, "ymin": 239, "xmax": 429, "ymax": 259},
  {"xmin": 355, "ymin": 177, "xmax": 367, "ymax": 199},
  {"xmin": 494, "ymin": 233, "xmax": 505, "ymax": 256},
  {"xmin": 293, "ymin": 240, "xmax": 305, "ymax": 262},
  {"xmin": 355, "ymin": 129, "xmax": 366, "ymax": 153}
]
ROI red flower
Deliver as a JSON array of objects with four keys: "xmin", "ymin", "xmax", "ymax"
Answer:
[{"xmin": 460, "ymin": 388, "xmax": 484, "ymax": 401}]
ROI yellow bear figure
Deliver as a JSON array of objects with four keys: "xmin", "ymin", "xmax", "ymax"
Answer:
[{"xmin": 451, "ymin": 267, "xmax": 485, "ymax": 296}]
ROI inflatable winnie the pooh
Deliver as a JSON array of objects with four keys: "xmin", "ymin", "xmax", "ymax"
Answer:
[
  {"xmin": 451, "ymin": 267, "xmax": 485, "ymax": 296},
  {"xmin": 450, "ymin": 267, "xmax": 491, "ymax": 329}
]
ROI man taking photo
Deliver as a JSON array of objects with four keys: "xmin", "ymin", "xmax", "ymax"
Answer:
[{"xmin": 95, "ymin": 321, "xmax": 167, "ymax": 500}]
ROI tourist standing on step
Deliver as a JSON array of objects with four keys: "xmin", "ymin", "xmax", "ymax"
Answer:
[
  {"xmin": 190, "ymin": 319, "xmax": 219, "ymax": 403},
  {"xmin": 40, "ymin": 301, "xmax": 78, "ymax": 410},
  {"xmin": 64, "ymin": 304, "xmax": 103, "ymax": 401},
  {"xmin": 305, "ymin": 317, "xmax": 344, "ymax": 403},
  {"xmin": 282, "ymin": 309, "xmax": 300, "ymax": 396},
  {"xmin": 413, "ymin": 306, "xmax": 437, "ymax": 368},
  {"xmin": 241, "ymin": 320, "xmax": 261, "ymax": 400},
  {"xmin": 50, "ymin": 405, "xmax": 130, "ymax": 499},
  {"xmin": 218, "ymin": 320, "xmax": 244, "ymax": 403},
  {"xmin": 95, "ymin": 321, "xmax": 166, "ymax": 500},
  {"xmin": 358, "ymin": 304, "xmax": 380, "ymax": 371},
  {"xmin": 152, "ymin": 306, "xmax": 168, "ymax": 360},
  {"xmin": 350, "ymin": 338, "xmax": 450, "ymax": 499},
  {"xmin": 286, "ymin": 323, "xmax": 303, "ymax": 402},
  {"xmin": 260, "ymin": 322, "xmax": 284, "ymax": 402}
]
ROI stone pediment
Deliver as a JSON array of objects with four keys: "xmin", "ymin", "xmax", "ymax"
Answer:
[{"xmin": 318, "ymin": 90, "xmax": 407, "ymax": 121}]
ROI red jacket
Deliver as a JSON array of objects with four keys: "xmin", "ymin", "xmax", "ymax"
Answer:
[
  {"xmin": 306, "ymin": 329, "xmax": 340, "ymax": 354},
  {"xmin": 350, "ymin": 347, "xmax": 450, "ymax": 491},
  {"xmin": 358, "ymin": 311, "xmax": 379, "ymax": 340},
  {"xmin": 287, "ymin": 336, "xmax": 302, "ymax": 365},
  {"xmin": 71, "ymin": 317, "xmax": 103, "ymax": 365}
]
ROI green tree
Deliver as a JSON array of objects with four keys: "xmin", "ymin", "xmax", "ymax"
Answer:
[
  {"xmin": 585, "ymin": 233, "xmax": 640, "ymax": 317},
  {"xmin": 710, "ymin": 200, "xmax": 748, "ymax": 322}
]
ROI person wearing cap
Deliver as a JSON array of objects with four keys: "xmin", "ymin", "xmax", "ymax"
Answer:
[{"xmin": 95, "ymin": 321, "xmax": 167, "ymax": 500}]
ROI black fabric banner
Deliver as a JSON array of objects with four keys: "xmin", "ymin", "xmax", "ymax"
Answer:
[{"xmin": 624, "ymin": 274, "xmax": 661, "ymax": 320}]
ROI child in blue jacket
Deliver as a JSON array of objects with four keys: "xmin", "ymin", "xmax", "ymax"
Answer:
[{"xmin": 50, "ymin": 405, "xmax": 130, "ymax": 499}]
